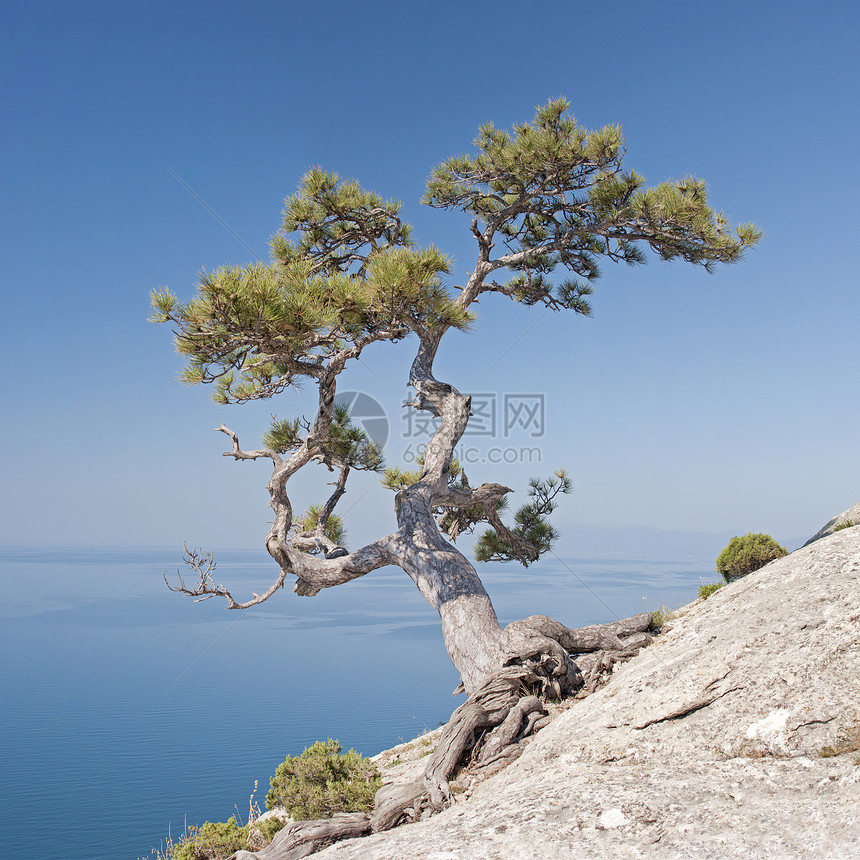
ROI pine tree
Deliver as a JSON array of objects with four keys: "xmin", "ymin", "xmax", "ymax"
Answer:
[{"xmin": 153, "ymin": 100, "xmax": 758, "ymax": 824}]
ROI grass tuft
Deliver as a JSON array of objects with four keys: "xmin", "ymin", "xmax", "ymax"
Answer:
[{"xmin": 647, "ymin": 604, "xmax": 681, "ymax": 631}]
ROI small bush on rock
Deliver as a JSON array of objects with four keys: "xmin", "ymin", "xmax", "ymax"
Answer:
[
  {"xmin": 169, "ymin": 817, "xmax": 249, "ymax": 860},
  {"xmin": 266, "ymin": 739, "xmax": 381, "ymax": 820},
  {"xmin": 716, "ymin": 532, "xmax": 787, "ymax": 582}
]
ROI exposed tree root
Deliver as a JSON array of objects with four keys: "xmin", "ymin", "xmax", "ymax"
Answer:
[
  {"xmin": 231, "ymin": 612, "xmax": 654, "ymax": 859},
  {"xmin": 232, "ymin": 814, "xmax": 372, "ymax": 860}
]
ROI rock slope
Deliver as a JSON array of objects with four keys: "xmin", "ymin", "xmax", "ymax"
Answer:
[{"xmin": 315, "ymin": 524, "xmax": 860, "ymax": 859}]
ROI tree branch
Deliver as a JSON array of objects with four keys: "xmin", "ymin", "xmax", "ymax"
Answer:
[
  {"xmin": 217, "ymin": 423, "xmax": 283, "ymax": 465},
  {"xmin": 432, "ymin": 478, "xmax": 512, "ymax": 542},
  {"xmin": 286, "ymin": 534, "xmax": 399, "ymax": 597},
  {"xmin": 164, "ymin": 543, "xmax": 290, "ymax": 610},
  {"xmin": 166, "ymin": 532, "xmax": 401, "ymax": 609}
]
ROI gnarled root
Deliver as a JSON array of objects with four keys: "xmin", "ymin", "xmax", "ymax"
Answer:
[
  {"xmin": 507, "ymin": 611, "xmax": 653, "ymax": 656},
  {"xmin": 234, "ymin": 612, "xmax": 655, "ymax": 858},
  {"xmin": 422, "ymin": 665, "xmax": 548, "ymax": 811},
  {"xmin": 474, "ymin": 694, "xmax": 547, "ymax": 773},
  {"xmin": 415, "ymin": 614, "xmax": 653, "ymax": 810},
  {"xmin": 232, "ymin": 813, "xmax": 371, "ymax": 860},
  {"xmin": 370, "ymin": 781, "xmax": 429, "ymax": 832}
]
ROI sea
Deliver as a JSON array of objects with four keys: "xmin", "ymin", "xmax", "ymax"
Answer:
[{"xmin": 0, "ymin": 546, "xmax": 714, "ymax": 859}]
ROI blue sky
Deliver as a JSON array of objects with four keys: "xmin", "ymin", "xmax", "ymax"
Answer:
[{"xmin": 2, "ymin": 0, "xmax": 858, "ymax": 551}]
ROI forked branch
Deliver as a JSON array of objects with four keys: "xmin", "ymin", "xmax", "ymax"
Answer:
[{"xmin": 217, "ymin": 423, "xmax": 283, "ymax": 465}]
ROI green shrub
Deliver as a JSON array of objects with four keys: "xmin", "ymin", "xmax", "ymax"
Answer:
[
  {"xmin": 266, "ymin": 739, "xmax": 381, "ymax": 820},
  {"xmin": 169, "ymin": 817, "xmax": 249, "ymax": 860},
  {"xmin": 716, "ymin": 532, "xmax": 788, "ymax": 583},
  {"xmin": 833, "ymin": 518, "xmax": 856, "ymax": 532},
  {"xmin": 698, "ymin": 581, "xmax": 724, "ymax": 600}
]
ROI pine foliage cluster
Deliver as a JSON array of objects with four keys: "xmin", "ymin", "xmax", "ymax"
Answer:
[
  {"xmin": 262, "ymin": 403, "xmax": 383, "ymax": 473},
  {"xmin": 150, "ymin": 170, "xmax": 471, "ymax": 407},
  {"xmin": 474, "ymin": 471, "xmax": 572, "ymax": 565},
  {"xmin": 293, "ymin": 505, "xmax": 347, "ymax": 548},
  {"xmin": 425, "ymin": 97, "xmax": 760, "ymax": 311}
]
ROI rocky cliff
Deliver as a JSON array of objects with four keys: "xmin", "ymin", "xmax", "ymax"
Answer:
[{"xmin": 314, "ymin": 521, "xmax": 860, "ymax": 859}]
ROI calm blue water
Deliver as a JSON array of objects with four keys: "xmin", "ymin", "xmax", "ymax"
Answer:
[{"xmin": 0, "ymin": 547, "xmax": 711, "ymax": 859}]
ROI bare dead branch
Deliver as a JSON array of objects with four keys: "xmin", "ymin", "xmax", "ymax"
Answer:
[
  {"xmin": 164, "ymin": 544, "xmax": 231, "ymax": 603},
  {"xmin": 164, "ymin": 543, "xmax": 290, "ymax": 610},
  {"xmin": 217, "ymin": 423, "xmax": 283, "ymax": 465}
]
